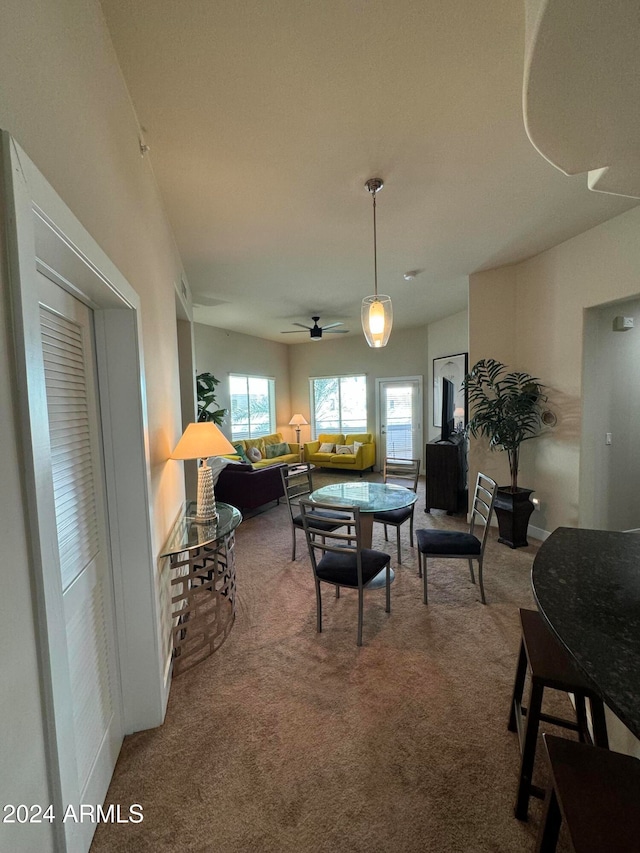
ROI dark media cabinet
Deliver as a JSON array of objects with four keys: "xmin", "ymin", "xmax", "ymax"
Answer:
[{"xmin": 425, "ymin": 433, "xmax": 468, "ymax": 514}]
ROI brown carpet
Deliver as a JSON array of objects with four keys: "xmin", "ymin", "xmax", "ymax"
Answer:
[{"xmin": 91, "ymin": 471, "xmax": 572, "ymax": 853}]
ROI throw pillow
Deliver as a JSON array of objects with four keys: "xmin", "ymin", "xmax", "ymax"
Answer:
[
  {"xmin": 233, "ymin": 443, "xmax": 250, "ymax": 463},
  {"xmin": 353, "ymin": 440, "xmax": 363, "ymax": 453},
  {"xmin": 247, "ymin": 446, "xmax": 262, "ymax": 462},
  {"xmin": 335, "ymin": 444, "xmax": 354, "ymax": 455},
  {"xmin": 265, "ymin": 441, "xmax": 288, "ymax": 459},
  {"xmin": 318, "ymin": 442, "xmax": 335, "ymax": 453}
]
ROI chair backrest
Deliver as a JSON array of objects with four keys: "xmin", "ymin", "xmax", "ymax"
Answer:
[
  {"xmin": 469, "ymin": 472, "xmax": 498, "ymax": 554},
  {"xmin": 299, "ymin": 498, "xmax": 366, "ymax": 586},
  {"xmin": 279, "ymin": 464, "xmax": 314, "ymax": 521},
  {"xmin": 383, "ymin": 457, "xmax": 421, "ymax": 492}
]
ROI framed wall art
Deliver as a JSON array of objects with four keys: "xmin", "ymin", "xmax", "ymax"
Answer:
[{"xmin": 433, "ymin": 352, "xmax": 468, "ymax": 428}]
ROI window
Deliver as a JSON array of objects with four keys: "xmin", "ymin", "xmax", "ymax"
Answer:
[
  {"xmin": 310, "ymin": 375, "xmax": 367, "ymax": 436},
  {"xmin": 230, "ymin": 375, "xmax": 275, "ymax": 440}
]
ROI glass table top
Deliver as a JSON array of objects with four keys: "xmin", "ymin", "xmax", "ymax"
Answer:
[
  {"xmin": 160, "ymin": 501, "xmax": 242, "ymax": 557},
  {"xmin": 309, "ymin": 481, "xmax": 417, "ymax": 513}
]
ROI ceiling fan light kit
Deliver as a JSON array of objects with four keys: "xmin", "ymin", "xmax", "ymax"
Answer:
[{"xmin": 362, "ymin": 178, "xmax": 393, "ymax": 348}]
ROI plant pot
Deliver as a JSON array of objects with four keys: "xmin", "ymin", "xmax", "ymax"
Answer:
[{"xmin": 493, "ymin": 487, "xmax": 534, "ymax": 549}]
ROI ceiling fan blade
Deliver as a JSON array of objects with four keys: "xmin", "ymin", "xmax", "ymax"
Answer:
[
  {"xmin": 324, "ymin": 329, "xmax": 349, "ymax": 334},
  {"xmin": 280, "ymin": 330, "xmax": 308, "ymax": 334},
  {"xmin": 292, "ymin": 322, "xmax": 313, "ymax": 329},
  {"xmin": 320, "ymin": 322, "xmax": 343, "ymax": 330}
]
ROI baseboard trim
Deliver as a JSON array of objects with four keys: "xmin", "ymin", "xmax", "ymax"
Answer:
[
  {"xmin": 623, "ymin": 527, "xmax": 640, "ymax": 534},
  {"xmin": 527, "ymin": 524, "xmax": 551, "ymax": 542}
]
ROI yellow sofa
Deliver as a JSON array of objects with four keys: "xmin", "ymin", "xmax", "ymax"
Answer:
[
  {"xmin": 303, "ymin": 433, "xmax": 376, "ymax": 475},
  {"xmin": 228, "ymin": 432, "xmax": 300, "ymax": 468}
]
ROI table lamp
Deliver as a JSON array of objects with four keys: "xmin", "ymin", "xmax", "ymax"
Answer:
[
  {"xmin": 288, "ymin": 413, "xmax": 308, "ymax": 445},
  {"xmin": 171, "ymin": 422, "xmax": 235, "ymax": 523}
]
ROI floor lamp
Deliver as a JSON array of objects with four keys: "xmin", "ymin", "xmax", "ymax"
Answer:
[
  {"xmin": 171, "ymin": 422, "xmax": 235, "ymax": 522},
  {"xmin": 288, "ymin": 414, "xmax": 308, "ymax": 461}
]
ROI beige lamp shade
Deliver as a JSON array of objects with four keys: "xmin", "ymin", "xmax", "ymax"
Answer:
[
  {"xmin": 171, "ymin": 422, "xmax": 235, "ymax": 460},
  {"xmin": 288, "ymin": 414, "xmax": 309, "ymax": 427}
]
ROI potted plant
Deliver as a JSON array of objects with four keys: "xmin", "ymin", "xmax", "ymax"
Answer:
[
  {"xmin": 464, "ymin": 358, "xmax": 548, "ymax": 548},
  {"xmin": 196, "ymin": 372, "xmax": 227, "ymax": 425}
]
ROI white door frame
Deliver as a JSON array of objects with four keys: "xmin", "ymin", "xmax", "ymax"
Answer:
[
  {"xmin": 3, "ymin": 133, "xmax": 167, "ymax": 850},
  {"xmin": 375, "ymin": 376, "xmax": 424, "ymax": 470}
]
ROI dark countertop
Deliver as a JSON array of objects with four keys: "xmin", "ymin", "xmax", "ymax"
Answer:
[{"xmin": 532, "ymin": 527, "xmax": 640, "ymax": 740}]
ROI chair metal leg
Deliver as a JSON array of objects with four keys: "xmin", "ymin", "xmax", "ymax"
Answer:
[
  {"xmin": 383, "ymin": 523, "xmax": 388, "ymax": 541},
  {"xmin": 468, "ymin": 558, "xmax": 476, "ymax": 584},
  {"xmin": 335, "ymin": 585, "xmax": 340, "ymax": 599},
  {"xmin": 385, "ymin": 563, "xmax": 391, "ymax": 613},
  {"xmin": 535, "ymin": 785, "xmax": 561, "ymax": 853},
  {"xmin": 292, "ymin": 528, "xmax": 296, "ymax": 561},
  {"xmin": 422, "ymin": 555, "xmax": 428, "ymax": 604},
  {"xmin": 477, "ymin": 556, "xmax": 486, "ymax": 604},
  {"xmin": 357, "ymin": 588, "xmax": 364, "ymax": 646},
  {"xmin": 315, "ymin": 580, "xmax": 322, "ymax": 633},
  {"xmin": 417, "ymin": 549, "xmax": 423, "ymax": 578},
  {"xmin": 515, "ymin": 680, "xmax": 544, "ymax": 820},
  {"xmin": 396, "ymin": 526, "xmax": 402, "ymax": 564},
  {"xmin": 409, "ymin": 515, "xmax": 414, "ymax": 548}
]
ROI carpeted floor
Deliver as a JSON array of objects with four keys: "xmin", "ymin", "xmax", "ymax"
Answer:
[{"xmin": 91, "ymin": 471, "xmax": 573, "ymax": 853}]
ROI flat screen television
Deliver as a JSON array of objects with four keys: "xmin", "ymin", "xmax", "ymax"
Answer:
[{"xmin": 440, "ymin": 377, "xmax": 456, "ymax": 442}]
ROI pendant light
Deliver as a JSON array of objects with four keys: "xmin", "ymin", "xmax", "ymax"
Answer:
[{"xmin": 361, "ymin": 177, "xmax": 393, "ymax": 348}]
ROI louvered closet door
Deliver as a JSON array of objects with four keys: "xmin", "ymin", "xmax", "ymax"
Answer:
[{"xmin": 38, "ymin": 273, "xmax": 122, "ymax": 846}]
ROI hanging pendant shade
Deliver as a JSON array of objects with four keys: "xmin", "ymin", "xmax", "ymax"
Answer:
[
  {"xmin": 361, "ymin": 178, "xmax": 392, "ymax": 348},
  {"xmin": 361, "ymin": 295, "xmax": 393, "ymax": 348}
]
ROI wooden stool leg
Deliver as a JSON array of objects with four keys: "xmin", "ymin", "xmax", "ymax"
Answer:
[
  {"xmin": 590, "ymin": 698, "xmax": 609, "ymax": 749},
  {"xmin": 535, "ymin": 785, "xmax": 561, "ymax": 853},
  {"xmin": 515, "ymin": 680, "xmax": 544, "ymax": 821},
  {"xmin": 508, "ymin": 639, "xmax": 527, "ymax": 732},
  {"xmin": 574, "ymin": 694, "xmax": 589, "ymax": 743}
]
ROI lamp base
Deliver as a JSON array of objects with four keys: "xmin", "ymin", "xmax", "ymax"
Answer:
[{"xmin": 195, "ymin": 462, "xmax": 218, "ymax": 523}]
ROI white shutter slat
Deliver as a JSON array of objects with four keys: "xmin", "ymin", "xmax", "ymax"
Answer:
[{"xmin": 40, "ymin": 307, "xmax": 99, "ymax": 591}]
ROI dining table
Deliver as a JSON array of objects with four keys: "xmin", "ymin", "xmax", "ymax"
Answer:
[
  {"xmin": 308, "ymin": 480, "xmax": 418, "ymax": 549},
  {"xmin": 531, "ymin": 526, "xmax": 640, "ymax": 740}
]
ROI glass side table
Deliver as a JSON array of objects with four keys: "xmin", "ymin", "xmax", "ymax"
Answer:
[{"xmin": 160, "ymin": 501, "xmax": 242, "ymax": 675}]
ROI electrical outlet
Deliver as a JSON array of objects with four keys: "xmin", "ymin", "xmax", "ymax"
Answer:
[{"xmin": 606, "ymin": 433, "xmax": 612, "ymax": 445}]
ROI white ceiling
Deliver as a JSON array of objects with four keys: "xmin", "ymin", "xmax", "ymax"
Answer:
[{"xmin": 100, "ymin": 0, "xmax": 636, "ymax": 343}]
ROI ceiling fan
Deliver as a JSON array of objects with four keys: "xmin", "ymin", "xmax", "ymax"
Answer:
[{"xmin": 281, "ymin": 316, "xmax": 349, "ymax": 341}]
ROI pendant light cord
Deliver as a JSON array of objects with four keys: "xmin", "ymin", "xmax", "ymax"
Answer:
[{"xmin": 372, "ymin": 191, "xmax": 378, "ymax": 298}]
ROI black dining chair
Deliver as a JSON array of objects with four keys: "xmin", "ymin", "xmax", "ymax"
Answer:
[
  {"xmin": 416, "ymin": 472, "xmax": 497, "ymax": 604},
  {"xmin": 373, "ymin": 457, "xmax": 420, "ymax": 564},
  {"xmin": 299, "ymin": 498, "xmax": 393, "ymax": 646},
  {"xmin": 279, "ymin": 464, "xmax": 349, "ymax": 560}
]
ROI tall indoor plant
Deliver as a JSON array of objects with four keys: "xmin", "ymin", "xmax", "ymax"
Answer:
[
  {"xmin": 196, "ymin": 372, "xmax": 227, "ymax": 425},
  {"xmin": 464, "ymin": 358, "xmax": 547, "ymax": 547}
]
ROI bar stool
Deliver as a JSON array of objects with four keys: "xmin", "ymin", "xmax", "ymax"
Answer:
[
  {"xmin": 536, "ymin": 734, "xmax": 640, "ymax": 852},
  {"xmin": 508, "ymin": 608, "xmax": 609, "ymax": 821}
]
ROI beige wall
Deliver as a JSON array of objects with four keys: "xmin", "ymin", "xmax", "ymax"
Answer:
[
  {"xmin": 469, "ymin": 205, "xmax": 640, "ymax": 533},
  {"xmin": 289, "ymin": 326, "xmax": 429, "ymax": 458},
  {"xmin": 468, "ymin": 265, "xmax": 518, "ymax": 490},
  {"xmin": 195, "ymin": 322, "xmax": 475, "ymax": 464},
  {"xmin": 426, "ymin": 308, "xmax": 469, "ymax": 442},
  {"xmin": 194, "ymin": 324, "xmax": 292, "ymax": 443},
  {"xmin": 1, "ymin": 1, "xmax": 187, "ymax": 847}
]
